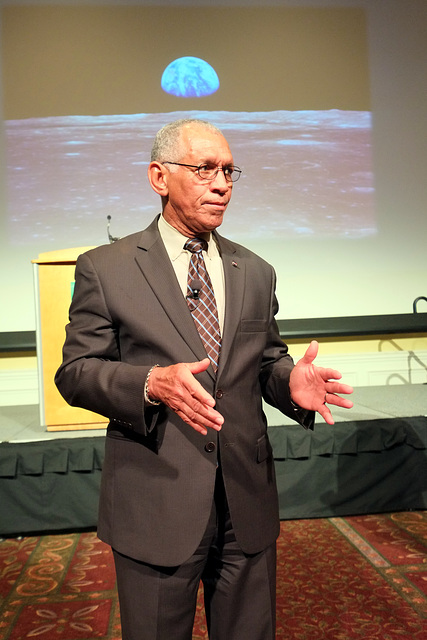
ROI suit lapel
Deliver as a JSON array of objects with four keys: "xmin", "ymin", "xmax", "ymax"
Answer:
[
  {"xmin": 215, "ymin": 233, "xmax": 246, "ymax": 378},
  {"xmin": 134, "ymin": 218, "xmax": 212, "ymax": 374}
]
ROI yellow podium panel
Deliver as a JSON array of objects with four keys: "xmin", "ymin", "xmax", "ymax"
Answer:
[{"xmin": 33, "ymin": 247, "xmax": 108, "ymax": 431}]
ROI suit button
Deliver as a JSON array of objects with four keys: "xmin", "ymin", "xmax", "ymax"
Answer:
[
  {"xmin": 205, "ymin": 442, "xmax": 216, "ymax": 453},
  {"xmin": 216, "ymin": 389, "xmax": 224, "ymax": 399}
]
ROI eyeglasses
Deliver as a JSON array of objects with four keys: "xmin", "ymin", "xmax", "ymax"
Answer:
[{"xmin": 162, "ymin": 162, "xmax": 242, "ymax": 183}]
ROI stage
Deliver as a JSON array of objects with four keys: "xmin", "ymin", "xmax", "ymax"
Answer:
[{"xmin": 1, "ymin": 385, "xmax": 426, "ymax": 536}]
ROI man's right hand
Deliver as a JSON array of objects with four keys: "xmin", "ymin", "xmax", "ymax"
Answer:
[{"xmin": 147, "ymin": 358, "xmax": 224, "ymax": 435}]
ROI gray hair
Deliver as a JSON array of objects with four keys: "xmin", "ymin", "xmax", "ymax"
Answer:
[{"xmin": 150, "ymin": 118, "xmax": 223, "ymax": 163}]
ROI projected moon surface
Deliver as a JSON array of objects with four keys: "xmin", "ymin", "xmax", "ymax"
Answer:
[
  {"xmin": 6, "ymin": 110, "xmax": 374, "ymax": 248},
  {"xmin": 161, "ymin": 57, "xmax": 220, "ymax": 98}
]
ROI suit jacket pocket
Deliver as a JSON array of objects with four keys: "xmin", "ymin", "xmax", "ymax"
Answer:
[
  {"xmin": 256, "ymin": 433, "xmax": 273, "ymax": 463},
  {"xmin": 240, "ymin": 319, "xmax": 268, "ymax": 333}
]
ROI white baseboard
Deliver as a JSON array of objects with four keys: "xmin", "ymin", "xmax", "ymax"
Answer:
[
  {"xmin": 1, "ymin": 350, "xmax": 426, "ymax": 408},
  {"xmin": 0, "ymin": 369, "xmax": 39, "ymax": 406}
]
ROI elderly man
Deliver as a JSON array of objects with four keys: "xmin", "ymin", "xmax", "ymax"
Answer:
[{"xmin": 56, "ymin": 118, "xmax": 353, "ymax": 640}]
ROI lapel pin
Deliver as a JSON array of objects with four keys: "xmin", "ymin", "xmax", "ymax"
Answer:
[{"xmin": 232, "ymin": 260, "xmax": 238, "ymax": 268}]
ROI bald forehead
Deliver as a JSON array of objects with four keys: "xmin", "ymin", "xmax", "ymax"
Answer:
[{"xmin": 179, "ymin": 124, "xmax": 233, "ymax": 163}]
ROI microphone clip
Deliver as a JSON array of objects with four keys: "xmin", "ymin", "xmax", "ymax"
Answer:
[{"xmin": 188, "ymin": 279, "xmax": 202, "ymax": 301}]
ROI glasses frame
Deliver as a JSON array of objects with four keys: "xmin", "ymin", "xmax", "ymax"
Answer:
[{"xmin": 162, "ymin": 161, "xmax": 242, "ymax": 183}]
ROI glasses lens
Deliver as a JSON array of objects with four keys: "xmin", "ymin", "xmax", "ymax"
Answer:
[
  {"xmin": 230, "ymin": 167, "xmax": 241, "ymax": 182},
  {"xmin": 198, "ymin": 165, "xmax": 241, "ymax": 182},
  {"xmin": 198, "ymin": 165, "xmax": 218, "ymax": 180}
]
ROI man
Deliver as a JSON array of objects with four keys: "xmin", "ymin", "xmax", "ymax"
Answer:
[{"xmin": 55, "ymin": 118, "xmax": 353, "ymax": 640}]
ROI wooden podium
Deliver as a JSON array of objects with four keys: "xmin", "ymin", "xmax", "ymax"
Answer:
[{"xmin": 33, "ymin": 247, "xmax": 108, "ymax": 431}]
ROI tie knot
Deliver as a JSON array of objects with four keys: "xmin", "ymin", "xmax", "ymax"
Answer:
[{"xmin": 184, "ymin": 238, "xmax": 208, "ymax": 254}]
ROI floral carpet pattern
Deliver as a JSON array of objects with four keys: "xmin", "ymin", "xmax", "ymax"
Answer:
[{"xmin": 0, "ymin": 512, "xmax": 425, "ymax": 640}]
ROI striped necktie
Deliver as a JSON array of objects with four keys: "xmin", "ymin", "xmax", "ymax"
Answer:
[{"xmin": 184, "ymin": 238, "xmax": 221, "ymax": 374}]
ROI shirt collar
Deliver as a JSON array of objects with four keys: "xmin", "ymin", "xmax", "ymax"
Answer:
[{"xmin": 158, "ymin": 214, "xmax": 218, "ymax": 261}]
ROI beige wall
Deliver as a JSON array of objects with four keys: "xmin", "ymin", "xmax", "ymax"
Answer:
[
  {"xmin": 287, "ymin": 335, "xmax": 427, "ymax": 358},
  {"xmin": 1, "ymin": 333, "xmax": 426, "ymax": 407}
]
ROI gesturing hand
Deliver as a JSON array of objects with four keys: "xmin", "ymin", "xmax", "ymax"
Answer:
[
  {"xmin": 147, "ymin": 358, "xmax": 224, "ymax": 435},
  {"xmin": 289, "ymin": 340, "xmax": 354, "ymax": 425}
]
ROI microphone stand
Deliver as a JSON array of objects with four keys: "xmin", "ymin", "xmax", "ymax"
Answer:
[{"xmin": 107, "ymin": 215, "xmax": 120, "ymax": 243}]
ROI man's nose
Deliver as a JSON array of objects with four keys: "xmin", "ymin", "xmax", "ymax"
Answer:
[{"xmin": 211, "ymin": 168, "xmax": 231, "ymax": 191}]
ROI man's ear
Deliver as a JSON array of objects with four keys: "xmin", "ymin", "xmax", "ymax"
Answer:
[{"xmin": 147, "ymin": 161, "xmax": 169, "ymax": 197}]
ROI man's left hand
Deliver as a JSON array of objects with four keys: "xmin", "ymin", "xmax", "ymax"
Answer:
[{"xmin": 289, "ymin": 340, "xmax": 354, "ymax": 425}]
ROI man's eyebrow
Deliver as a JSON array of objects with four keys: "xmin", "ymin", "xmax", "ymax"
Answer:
[{"xmin": 198, "ymin": 159, "xmax": 234, "ymax": 166}]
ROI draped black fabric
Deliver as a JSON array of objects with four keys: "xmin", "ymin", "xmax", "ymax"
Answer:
[
  {"xmin": 0, "ymin": 438, "xmax": 104, "ymax": 536},
  {"xmin": 270, "ymin": 417, "xmax": 427, "ymax": 519},
  {"xmin": 1, "ymin": 419, "xmax": 426, "ymax": 536},
  {"xmin": 268, "ymin": 416, "xmax": 427, "ymax": 460},
  {"xmin": 0, "ymin": 438, "xmax": 104, "ymax": 477}
]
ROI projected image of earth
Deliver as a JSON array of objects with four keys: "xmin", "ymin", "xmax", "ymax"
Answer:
[
  {"xmin": 161, "ymin": 57, "xmax": 220, "ymax": 98},
  {"xmin": 6, "ymin": 110, "xmax": 375, "ymax": 249}
]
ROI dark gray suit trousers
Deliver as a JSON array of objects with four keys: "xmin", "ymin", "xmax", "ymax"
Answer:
[{"xmin": 112, "ymin": 470, "xmax": 276, "ymax": 640}]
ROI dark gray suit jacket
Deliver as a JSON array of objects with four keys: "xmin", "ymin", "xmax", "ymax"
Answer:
[{"xmin": 55, "ymin": 216, "xmax": 313, "ymax": 566}]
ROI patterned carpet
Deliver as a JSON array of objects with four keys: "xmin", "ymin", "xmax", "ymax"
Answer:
[{"xmin": 0, "ymin": 512, "xmax": 425, "ymax": 639}]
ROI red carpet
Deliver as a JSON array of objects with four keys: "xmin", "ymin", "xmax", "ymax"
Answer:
[
  {"xmin": 274, "ymin": 512, "xmax": 426, "ymax": 640},
  {"xmin": 0, "ymin": 512, "xmax": 426, "ymax": 639}
]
